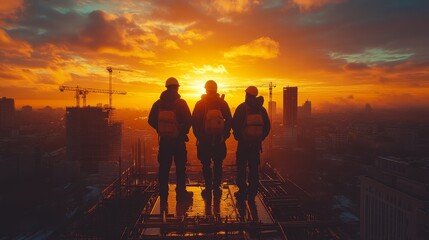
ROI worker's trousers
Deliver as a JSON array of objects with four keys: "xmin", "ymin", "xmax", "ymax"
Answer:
[
  {"xmin": 158, "ymin": 139, "xmax": 187, "ymax": 198},
  {"xmin": 236, "ymin": 141, "xmax": 261, "ymax": 198}
]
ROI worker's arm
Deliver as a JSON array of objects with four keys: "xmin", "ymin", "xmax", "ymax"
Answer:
[{"xmin": 148, "ymin": 100, "xmax": 159, "ymax": 130}]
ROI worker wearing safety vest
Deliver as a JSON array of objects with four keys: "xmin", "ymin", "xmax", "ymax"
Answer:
[
  {"xmin": 148, "ymin": 77, "xmax": 193, "ymax": 206},
  {"xmin": 232, "ymin": 86, "xmax": 270, "ymax": 202},
  {"xmin": 192, "ymin": 80, "xmax": 232, "ymax": 199}
]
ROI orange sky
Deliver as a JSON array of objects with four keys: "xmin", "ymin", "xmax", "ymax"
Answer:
[{"xmin": 1, "ymin": 0, "xmax": 429, "ymax": 112}]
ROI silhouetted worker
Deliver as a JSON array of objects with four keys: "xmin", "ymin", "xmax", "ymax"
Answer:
[
  {"xmin": 148, "ymin": 77, "xmax": 193, "ymax": 205},
  {"xmin": 192, "ymin": 80, "xmax": 232, "ymax": 199},
  {"xmin": 232, "ymin": 86, "xmax": 270, "ymax": 202}
]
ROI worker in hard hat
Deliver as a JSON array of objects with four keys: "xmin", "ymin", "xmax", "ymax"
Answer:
[
  {"xmin": 148, "ymin": 77, "xmax": 193, "ymax": 207},
  {"xmin": 192, "ymin": 80, "xmax": 232, "ymax": 199},
  {"xmin": 232, "ymin": 86, "xmax": 270, "ymax": 202}
]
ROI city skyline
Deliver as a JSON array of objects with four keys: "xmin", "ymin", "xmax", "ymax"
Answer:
[{"xmin": 1, "ymin": 0, "xmax": 429, "ymax": 111}]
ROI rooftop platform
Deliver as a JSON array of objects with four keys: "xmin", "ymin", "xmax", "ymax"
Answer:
[{"xmin": 133, "ymin": 183, "xmax": 282, "ymax": 239}]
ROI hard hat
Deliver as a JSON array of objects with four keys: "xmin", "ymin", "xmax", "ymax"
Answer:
[
  {"xmin": 165, "ymin": 77, "xmax": 179, "ymax": 87},
  {"xmin": 204, "ymin": 80, "xmax": 217, "ymax": 92},
  {"xmin": 245, "ymin": 86, "xmax": 258, "ymax": 96}
]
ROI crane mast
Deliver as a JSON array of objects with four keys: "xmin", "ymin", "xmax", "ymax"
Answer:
[{"xmin": 106, "ymin": 66, "xmax": 133, "ymax": 108}]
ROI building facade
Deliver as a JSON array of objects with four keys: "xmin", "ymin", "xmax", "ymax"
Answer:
[
  {"xmin": 0, "ymin": 97, "xmax": 15, "ymax": 136},
  {"xmin": 360, "ymin": 156, "xmax": 429, "ymax": 240}
]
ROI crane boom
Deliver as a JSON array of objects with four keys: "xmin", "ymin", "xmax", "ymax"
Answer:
[
  {"xmin": 59, "ymin": 85, "xmax": 126, "ymax": 108},
  {"xmin": 59, "ymin": 85, "xmax": 127, "ymax": 95},
  {"xmin": 106, "ymin": 66, "xmax": 133, "ymax": 72}
]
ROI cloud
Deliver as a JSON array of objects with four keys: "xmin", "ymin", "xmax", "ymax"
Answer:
[
  {"xmin": 329, "ymin": 48, "xmax": 414, "ymax": 64},
  {"xmin": 292, "ymin": 0, "xmax": 344, "ymax": 10},
  {"xmin": 212, "ymin": 0, "xmax": 258, "ymax": 13},
  {"xmin": 163, "ymin": 39, "xmax": 179, "ymax": 49},
  {"xmin": 4, "ymin": 1, "xmax": 159, "ymax": 56},
  {"xmin": 178, "ymin": 29, "xmax": 212, "ymax": 45},
  {"xmin": 80, "ymin": 10, "xmax": 126, "ymax": 50},
  {"xmin": 0, "ymin": 0, "xmax": 23, "ymax": 21},
  {"xmin": 0, "ymin": 28, "xmax": 33, "ymax": 57},
  {"xmin": 224, "ymin": 37, "xmax": 279, "ymax": 59},
  {"xmin": 140, "ymin": 19, "xmax": 210, "ymax": 45},
  {"xmin": 142, "ymin": 20, "xmax": 195, "ymax": 36},
  {"xmin": 217, "ymin": 16, "xmax": 232, "ymax": 23},
  {"xmin": 192, "ymin": 64, "xmax": 228, "ymax": 74},
  {"xmin": 342, "ymin": 62, "xmax": 369, "ymax": 71}
]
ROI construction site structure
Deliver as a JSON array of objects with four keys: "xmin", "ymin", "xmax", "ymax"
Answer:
[
  {"xmin": 106, "ymin": 66, "xmax": 133, "ymax": 108},
  {"xmin": 59, "ymin": 85, "xmax": 127, "ymax": 108},
  {"xmin": 66, "ymin": 107, "xmax": 122, "ymax": 173}
]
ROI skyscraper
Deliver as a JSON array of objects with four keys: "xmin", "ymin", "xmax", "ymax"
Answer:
[
  {"xmin": 298, "ymin": 100, "xmax": 312, "ymax": 120},
  {"xmin": 283, "ymin": 87, "xmax": 297, "ymax": 126},
  {"xmin": 0, "ymin": 97, "xmax": 15, "ymax": 136}
]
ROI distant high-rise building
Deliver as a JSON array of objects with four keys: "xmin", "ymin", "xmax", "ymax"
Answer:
[
  {"xmin": 66, "ymin": 107, "xmax": 122, "ymax": 173},
  {"xmin": 0, "ymin": 97, "xmax": 15, "ymax": 136},
  {"xmin": 283, "ymin": 87, "xmax": 297, "ymax": 126},
  {"xmin": 364, "ymin": 103, "xmax": 373, "ymax": 114},
  {"xmin": 268, "ymin": 101, "xmax": 276, "ymax": 120},
  {"xmin": 298, "ymin": 100, "xmax": 311, "ymax": 120},
  {"xmin": 360, "ymin": 156, "xmax": 429, "ymax": 240}
]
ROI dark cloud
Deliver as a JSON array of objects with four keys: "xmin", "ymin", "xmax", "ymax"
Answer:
[
  {"xmin": 79, "ymin": 10, "xmax": 125, "ymax": 50},
  {"xmin": 7, "ymin": 0, "xmax": 84, "ymax": 45},
  {"xmin": 5, "ymin": 1, "xmax": 149, "ymax": 52},
  {"xmin": 150, "ymin": 0, "xmax": 209, "ymax": 22},
  {"xmin": 302, "ymin": 0, "xmax": 429, "ymax": 56}
]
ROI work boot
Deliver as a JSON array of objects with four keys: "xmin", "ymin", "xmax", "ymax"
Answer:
[
  {"xmin": 176, "ymin": 190, "xmax": 193, "ymax": 202},
  {"xmin": 201, "ymin": 188, "xmax": 212, "ymax": 199}
]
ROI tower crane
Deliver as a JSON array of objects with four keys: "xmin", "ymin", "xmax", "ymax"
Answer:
[
  {"xmin": 106, "ymin": 66, "xmax": 133, "ymax": 108},
  {"xmin": 59, "ymin": 85, "xmax": 127, "ymax": 108}
]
